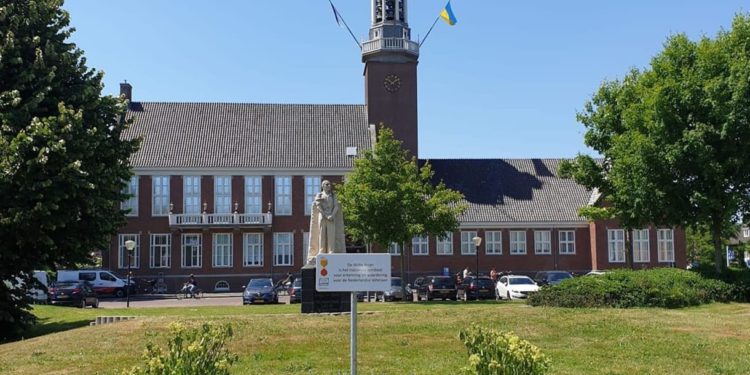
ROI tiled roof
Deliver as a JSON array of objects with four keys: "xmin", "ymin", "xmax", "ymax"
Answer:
[
  {"xmin": 122, "ymin": 102, "xmax": 371, "ymax": 170},
  {"xmin": 425, "ymin": 159, "xmax": 593, "ymax": 224}
]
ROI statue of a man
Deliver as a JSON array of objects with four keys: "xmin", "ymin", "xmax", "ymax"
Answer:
[{"xmin": 307, "ymin": 180, "xmax": 345, "ymax": 265}]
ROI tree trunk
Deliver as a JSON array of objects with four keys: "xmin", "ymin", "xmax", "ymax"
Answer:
[
  {"xmin": 400, "ymin": 241, "xmax": 407, "ymax": 300},
  {"xmin": 712, "ymin": 220, "xmax": 724, "ymax": 274},
  {"xmin": 624, "ymin": 228, "xmax": 634, "ymax": 269}
]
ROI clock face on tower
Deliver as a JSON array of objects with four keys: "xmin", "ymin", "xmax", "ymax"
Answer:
[{"xmin": 383, "ymin": 74, "xmax": 401, "ymax": 93}]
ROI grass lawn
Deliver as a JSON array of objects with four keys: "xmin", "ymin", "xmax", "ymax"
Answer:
[{"xmin": 1, "ymin": 301, "xmax": 749, "ymax": 374}]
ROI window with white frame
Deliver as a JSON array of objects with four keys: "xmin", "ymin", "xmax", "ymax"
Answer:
[
  {"xmin": 559, "ymin": 230, "xmax": 576, "ymax": 254},
  {"xmin": 122, "ymin": 176, "xmax": 139, "ymax": 216},
  {"xmin": 244, "ymin": 176, "xmax": 262, "ymax": 214},
  {"xmin": 214, "ymin": 176, "xmax": 232, "ymax": 214},
  {"xmin": 657, "ymin": 229, "xmax": 675, "ymax": 262},
  {"xmin": 304, "ymin": 176, "xmax": 321, "ymax": 215},
  {"xmin": 152, "ymin": 176, "xmax": 170, "ymax": 216},
  {"xmin": 436, "ymin": 232, "xmax": 453, "ymax": 255},
  {"xmin": 633, "ymin": 229, "xmax": 650, "ymax": 263},
  {"xmin": 608, "ymin": 229, "xmax": 625, "ymax": 263},
  {"xmin": 461, "ymin": 231, "xmax": 478, "ymax": 255},
  {"xmin": 275, "ymin": 176, "xmax": 292, "ymax": 215},
  {"xmin": 302, "ymin": 232, "xmax": 310, "ymax": 263},
  {"xmin": 485, "ymin": 231, "xmax": 502, "ymax": 255},
  {"xmin": 149, "ymin": 233, "xmax": 171, "ymax": 268},
  {"xmin": 118, "ymin": 234, "xmax": 140, "ymax": 269},
  {"xmin": 743, "ymin": 227, "xmax": 749, "ymax": 238},
  {"xmin": 181, "ymin": 234, "xmax": 202, "ymax": 268},
  {"xmin": 274, "ymin": 232, "xmax": 293, "ymax": 265},
  {"xmin": 183, "ymin": 176, "xmax": 201, "ymax": 214},
  {"xmin": 510, "ymin": 231, "xmax": 527, "ymax": 255},
  {"xmin": 534, "ymin": 230, "xmax": 551, "ymax": 255},
  {"xmin": 412, "ymin": 236, "xmax": 428, "ymax": 255},
  {"xmin": 243, "ymin": 233, "xmax": 263, "ymax": 267},
  {"xmin": 213, "ymin": 233, "xmax": 232, "ymax": 267},
  {"xmin": 388, "ymin": 243, "xmax": 401, "ymax": 255}
]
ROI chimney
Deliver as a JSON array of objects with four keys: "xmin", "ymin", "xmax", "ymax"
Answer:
[{"xmin": 119, "ymin": 81, "xmax": 132, "ymax": 101}]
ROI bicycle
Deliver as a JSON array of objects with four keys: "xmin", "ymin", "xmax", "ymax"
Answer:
[{"xmin": 176, "ymin": 283, "xmax": 203, "ymax": 300}]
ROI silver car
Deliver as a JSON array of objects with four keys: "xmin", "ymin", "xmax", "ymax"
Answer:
[{"xmin": 380, "ymin": 277, "xmax": 403, "ymax": 301}]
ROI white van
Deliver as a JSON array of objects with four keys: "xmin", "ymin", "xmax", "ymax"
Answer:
[
  {"xmin": 57, "ymin": 270, "xmax": 128, "ymax": 297},
  {"xmin": 29, "ymin": 270, "xmax": 50, "ymax": 302}
]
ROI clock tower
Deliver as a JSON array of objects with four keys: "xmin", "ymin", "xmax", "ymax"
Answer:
[{"xmin": 363, "ymin": 0, "xmax": 419, "ymax": 156}]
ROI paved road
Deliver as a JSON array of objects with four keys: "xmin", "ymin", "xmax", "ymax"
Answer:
[{"xmin": 98, "ymin": 293, "xmax": 244, "ymax": 308}]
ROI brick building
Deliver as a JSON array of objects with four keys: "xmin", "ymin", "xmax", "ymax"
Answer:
[{"xmin": 104, "ymin": 0, "xmax": 685, "ymax": 292}]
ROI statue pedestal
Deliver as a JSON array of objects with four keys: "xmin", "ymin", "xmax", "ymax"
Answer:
[{"xmin": 301, "ymin": 265, "xmax": 351, "ymax": 314}]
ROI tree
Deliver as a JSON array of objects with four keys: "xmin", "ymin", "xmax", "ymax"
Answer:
[
  {"xmin": 560, "ymin": 14, "xmax": 750, "ymax": 273},
  {"xmin": 0, "ymin": 0, "xmax": 139, "ymax": 340},
  {"xmin": 337, "ymin": 126, "xmax": 466, "ymax": 297}
]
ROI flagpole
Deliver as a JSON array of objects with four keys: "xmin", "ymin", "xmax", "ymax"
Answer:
[
  {"xmin": 419, "ymin": 15, "xmax": 442, "ymax": 48},
  {"xmin": 329, "ymin": 0, "xmax": 362, "ymax": 49}
]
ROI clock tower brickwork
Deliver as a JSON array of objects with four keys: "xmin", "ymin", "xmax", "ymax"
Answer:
[{"xmin": 363, "ymin": 0, "xmax": 419, "ymax": 157}]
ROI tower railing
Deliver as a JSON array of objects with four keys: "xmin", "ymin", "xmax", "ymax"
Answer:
[{"xmin": 362, "ymin": 37, "xmax": 419, "ymax": 56}]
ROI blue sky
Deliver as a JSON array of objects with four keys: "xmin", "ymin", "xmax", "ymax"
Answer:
[{"xmin": 63, "ymin": 1, "xmax": 747, "ymax": 159}]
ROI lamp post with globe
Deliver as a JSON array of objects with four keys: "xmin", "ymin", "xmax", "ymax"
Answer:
[
  {"xmin": 124, "ymin": 240, "xmax": 135, "ymax": 308},
  {"xmin": 472, "ymin": 236, "xmax": 482, "ymax": 276}
]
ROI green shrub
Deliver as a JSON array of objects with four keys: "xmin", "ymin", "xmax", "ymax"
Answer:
[
  {"xmin": 528, "ymin": 268, "xmax": 732, "ymax": 308},
  {"xmin": 459, "ymin": 324, "xmax": 550, "ymax": 375},
  {"xmin": 693, "ymin": 266, "xmax": 750, "ymax": 302},
  {"xmin": 123, "ymin": 322, "xmax": 238, "ymax": 375}
]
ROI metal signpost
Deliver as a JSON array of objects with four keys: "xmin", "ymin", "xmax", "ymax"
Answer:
[{"xmin": 316, "ymin": 253, "xmax": 391, "ymax": 375}]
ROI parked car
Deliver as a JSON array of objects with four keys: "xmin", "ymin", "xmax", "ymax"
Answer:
[
  {"xmin": 417, "ymin": 275, "xmax": 457, "ymax": 301},
  {"xmin": 495, "ymin": 275, "xmax": 539, "ymax": 300},
  {"xmin": 380, "ymin": 277, "xmax": 404, "ymax": 301},
  {"xmin": 460, "ymin": 276, "xmax": 495, "ymax": 300},
  {"xmin": 585, "ymin": 270, "xmax": 609, "ymax": 276},
  {"xmin": 48, "ymin": 280, "xmax": 99, "ymax": 308},
  {"xmin": 288, "ymin": 278, "xmax": 302, "ymax": 303},
  {"xmin": 533, "ymin": 270, "xmax": 573, "ymax": 286},
  {"xmin": 242, "ymin": 278, "xmax": 278, "ymax": 304},
  {"xmin": 57, "ymin": 269, "xmax": 131, "ymax": 297}
]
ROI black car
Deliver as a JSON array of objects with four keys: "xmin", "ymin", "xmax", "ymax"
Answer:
[
  {"xmin": 533, "ymin": 271, "xmax": 573, "ymax": 286},
  {"xmin": 48, "ymin": 280, "xmax": 99, "ymax": 308},
  {"xmin": 242, "ymin": 278, "xmax": 278, "ymax": 304},
  {"xmin": 460, "ymin": 276, "xmax": 495, "ymax": 300},
  {"xmin": 417, "ymin": 275, "xmax": 457, "ymax": 301}
]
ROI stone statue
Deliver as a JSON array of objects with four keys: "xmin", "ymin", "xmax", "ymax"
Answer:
[{"xmin": 307, "ymin": 180, "xmax": 345, "ymax": 265}]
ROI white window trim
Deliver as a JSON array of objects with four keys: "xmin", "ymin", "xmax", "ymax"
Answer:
[
  {"xmin": 304, "ymin": 176, "xmax": 321, "ymax": 216},
  {"xmin": 244, "ymin": 176, "xmax": 262, "ymax": 214},
  {"xmin": 559, "ymin": 230, "xmax": 576, "ymax": 255},
  {"xmin": 275, "ymin": 176, "xmax": 292, "ymax": 216},
  {"xmin": 274, "ymin": 232, "xmax": 294, "ymax": 266},
  {"xmin": 633, "ymin": 229, "xmax": 650, "ymax": 263},
  {"xmin": 214, "ymin": 176, "xmax": 232, "ymax": 214},
  {"xmin": 118, "ymin": 234, "xmax": 140, "ymax": 269},
  {"xmin": 389, "ymin": 243, "xmax": 402, "ymax": 256},
  {"xmin": 461, "ymin": 231, "xmax": 478, "ymax": 255},
  {"xmin": 534, "ymin": 230, "xmax": 551, "ymax": 255},
  {"xmin": 510, "ymin": 231, "xmax": 527, "ymax": 255},
  {"xmin": 243, "ymin": 233, "xmax": 264, "ymax": 267},
  {"xmin": 123, "ymin": 176, "xmax": 139, "ymax": 217},
  {"xmin": 183, "ymin": 176, "xmax": 201, "ymax": 214},
  {"xmin": 657, "ymin": 228, "xmax": 675, "ymax": 263},
  {"xmin": 149, "ymin": 233, "xmax": 171, "ymax": 269},
  {"xmin": 436, "ymin": 232, "xmax": 453, "ymax": 255},
  {"xmin": 608, "ymin": 229, "xmax": 625, "ymax": 263},
  {"xmin": 212, "ymin": 233, "xmax": 233, "ymax": 268},
  {"xmin": 412, "ymin": 236, "xmax": 429, "ymax": 256},
  {"xmin": 485, "ymin": 231, "xmax": 502, "ymax": 255},
  {"xmin": 152, "ymin": 176, "xmax": 170, "ymax": 216},
  {"xmin": 181, "ymin": 234, "xmax": 203, "ymax": 268}
]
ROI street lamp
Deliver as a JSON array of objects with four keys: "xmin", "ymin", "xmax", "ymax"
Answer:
[
  {"xmin": 124, "ymin": 240, "xmax": 136, "ymax": 308},
  {"xmin": 472, "ymin": 236, "xmax": 482, "ymax": 276}
]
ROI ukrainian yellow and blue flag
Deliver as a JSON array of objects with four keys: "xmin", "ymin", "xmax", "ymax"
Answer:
[{"xmin": 440, "ymin": 1, "xmax": 458, "ymax": 26}]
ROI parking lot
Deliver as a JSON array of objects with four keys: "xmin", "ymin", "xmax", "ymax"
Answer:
[{"xmin": 97, "ymin": 293, "xmax": 243, "ymax": 308}]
